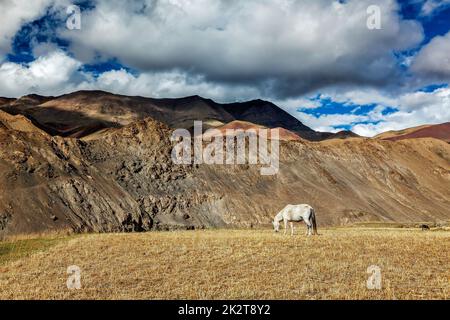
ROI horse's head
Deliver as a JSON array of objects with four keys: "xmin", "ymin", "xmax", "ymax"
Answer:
[{"xmin": 273, "ymin": 220, "xmax": 280, "ymax": 232}]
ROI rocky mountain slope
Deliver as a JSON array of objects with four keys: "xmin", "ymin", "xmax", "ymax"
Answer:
[{"xmin": 0, "ymin": 91, "xmax": 449, "ymax": 236}]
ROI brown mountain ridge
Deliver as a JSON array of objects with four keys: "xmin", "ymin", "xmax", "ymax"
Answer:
[
  {"xmin": 0, "ymin": 91, "xmax": 449, "ymax": 236},
  {"xmin": 376, "ymin": 122, "xmax": 450, "ymax": 143},
  {"xmin": 0, "ymin": 90, "xmax": 355, "ymax": 141}
]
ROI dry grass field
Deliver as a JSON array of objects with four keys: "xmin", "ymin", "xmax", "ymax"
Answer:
[{"xmin": 0, "ymin": 228, "xmax": 448, "ymax": 300}]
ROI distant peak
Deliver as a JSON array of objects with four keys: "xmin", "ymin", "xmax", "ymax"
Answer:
[
  {"xmin": 64, "ymin": 90, "xmax": 116, "ymax": 97},
  {"xmin": 240, "ymin": 98, "xmax": 273, "ymax": 105},
  {"xmin": 180, "ymin": 95, "xmax": 206, "ymax": 101},
  {"xmin": 19, "ymin": 93, "xmax": 48, "ymax": 99},
  {"xmin": 16, "ymin": 93, "xmax": 54, "ymax": 104}
]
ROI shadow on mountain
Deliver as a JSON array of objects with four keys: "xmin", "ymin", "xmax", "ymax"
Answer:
[{"xmin": 0, "ymin": 105, "xmax": 122, "ymax": 138}]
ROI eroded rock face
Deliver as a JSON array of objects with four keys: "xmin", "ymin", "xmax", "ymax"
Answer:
[
  {"xmin": 0, "ymin": 108, "xmax": 450, "ymax": 236},
  {"xmin": 0, "ymin": 114, "xmax": 227, "ymax": 235}
]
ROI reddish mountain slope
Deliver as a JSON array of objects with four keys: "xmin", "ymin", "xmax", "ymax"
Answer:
[
  {"xmin": 203, "ymin": 120, "xmax": 303, "ymax": 141},
  {"xmin": 377, "ymin": 123, "xmax": 450, "ymax": 143}
]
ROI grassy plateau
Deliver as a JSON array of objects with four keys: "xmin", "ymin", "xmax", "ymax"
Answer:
[{"xmin": 0, "ymin": 227, "xmax": 448, "ymax": 300}]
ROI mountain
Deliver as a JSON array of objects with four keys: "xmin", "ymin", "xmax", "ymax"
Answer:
[
  {"xmin": 376, "ymin": 122, "xmax": 450, "ymax": 143},
  {"xmin": 0, "ymin": 90, "xmax": 335, "ymax": 141},
  {"xmin": 219, "ymin": 99, "xmax": 325, "ymax": 140},
  {"xmin": 0, "ymin": 97, "xmax": 14, "ymax": 106},
  {"xmin": 329, "ymin": 130, "xmax": 361, "ymax": 140},
  {"xmin": 203, "ymin": 120, "xmax": 303, "ymax": 141},
  {"xmin": 0, "ymin": 92, "xmax": 449, "ymax": 236}
]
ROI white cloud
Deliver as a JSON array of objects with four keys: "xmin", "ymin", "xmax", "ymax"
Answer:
[
  {"xmin": 0, "ymin": 50, "xmax": 81, "ymax": 97},
  {"xmin": 0, "ymin": 0, "xmax": 448, "ymax": 138},
  {"xmin": 420, "ymin": 0, "xmax": 450, "ymax": 16},
  {"xmin": 319, "ymin": 88, "xmax": 399, "ymax": 107},
  {"xmin": 1, "ymin": 51, "xmax": 449, "ymax": 139},
  {"xmin": 0, "ymin": 0, "xmax": 55, "ymax": 60},
  {"xmin": 411, "ymin": 31, "xmax": 450, "ymax": 79},
  {"xmin": 0, "ymin": 0, "xmax": 432, "ymax": 103},
  {"xmin": 318, "ymin": 87, "xmax": 450, "ymax": 137},
  {"xmin": 272, "ymin": 97, "xmax": 322, "ymax": 115},
  {"xmin": 0, "ymin": 51, "xmax": 261, "ymax": 100},
  {"xmin": 272, "ymin": 85, "xmax": 450, "ymax": 137},
  {"xmin": 75, "ymin": 68, "xmax": 262, "ymax": 102},
  {"xmin": 295, "ymin": 112, "xmax": 366, "ymax": 133},
  {"xmin": 58, "ymin": 0, "xmax": 424, "ymax": 97}
]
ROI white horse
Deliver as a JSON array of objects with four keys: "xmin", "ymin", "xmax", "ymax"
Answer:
[{"xmin": 273, "ymin": 204, "xmax": 318, "ymax": 236}]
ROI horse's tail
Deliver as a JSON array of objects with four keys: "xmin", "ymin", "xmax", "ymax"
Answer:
[{"xmin": 311, "ymin": 208, "xmax": 319, "ymax": 235}]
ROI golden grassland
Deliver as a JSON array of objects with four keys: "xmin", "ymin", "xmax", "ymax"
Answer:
[{"xmin": 0, "ymin": 227, "xmax": 448, "ymax": 300}]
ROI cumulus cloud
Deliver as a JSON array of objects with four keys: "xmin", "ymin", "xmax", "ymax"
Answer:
[
  {"xmin": 0, "ymin": 0, "xmax": 448, "ymax": 138},
  {"xmin": 411, "ymin": 31, "xmax": 450, "ymax": 79},
  {"xmin": 0, "ymin": 0, "xmax": 429, "ymax": 101},
  {"xmin": 295, "ymin": 112, "xmax": 367, "ymax": 133},
  {"xmin": 317, "ymin": 88, "xmax": 399, "ymax": 107},
  {"xmin": 0, "ymin": 50, "xmax": 81, "ymax": 97},
  {"xmin": 0, "ymin": 51, "xmax": 262, "ymax": 101},
  {"xmin": 76, "ymin": 68, "xmax": 262, "ymax": 102},
  {"xmin": 1, "ymin": 48, "xmax": 448, "ymax": 138},
  {"xmin": 0, "ymin": 0, "xmax": 55, "ymax": 60},
  {"xmin": 58, "ymin": 0, "xmax": 424, "ymax": 98},
  {"xmin": 293, "ymin": 87, "xmax": 450, "ymax": 136},
  {"xmin": 420, "ymin": 0, "xmax": 450, "ymax": 16}
]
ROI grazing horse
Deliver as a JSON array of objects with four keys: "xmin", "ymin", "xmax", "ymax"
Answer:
[{"xmin": 273, "ymin": 204, "xmax": 318, "ymax": 236}]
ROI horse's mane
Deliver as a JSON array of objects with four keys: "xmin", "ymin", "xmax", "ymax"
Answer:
[{"xmin": 274, "ymin": 211, "xmax": 284, "ymax": 222}]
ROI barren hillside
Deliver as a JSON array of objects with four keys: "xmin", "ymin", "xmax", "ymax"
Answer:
[
  {"xmin": 0, "ymin": 91, "xmax": 449, "ymax": 236},
  {"xmin": 0, "ymin": 91, "xmax": 329, "ymax": 140},
  {"xmin": 376, "ymin": 122, "xmax": 450, "ymax": 143}
]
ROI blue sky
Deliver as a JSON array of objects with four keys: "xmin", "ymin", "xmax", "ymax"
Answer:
[{"xmin": 0, "ymin": 0, "xmax": 449, "ymax": 136}]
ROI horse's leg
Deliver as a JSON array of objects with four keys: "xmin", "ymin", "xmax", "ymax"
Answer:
[
  {"xmin": 290, "ymin": 222, "xmax": 294, "ymax": 236},
  {"xmin": 304, "ymin": 221, "xmax": 312, "ymax": 236},
  {"xmin": 284, "ymin": 219, "xmax": 288, "ymax": 235}
]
